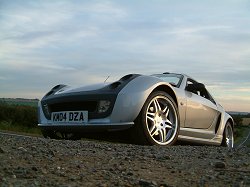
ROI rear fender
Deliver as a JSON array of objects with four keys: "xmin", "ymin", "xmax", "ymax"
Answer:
[{"xmin": 216, "ymin": 111, "xmax": 234, "ymax": 139}]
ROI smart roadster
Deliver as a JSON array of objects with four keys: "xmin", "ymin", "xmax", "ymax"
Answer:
[{"xmin": 38, "ymin": 73, "xmax": 234, "ymax": 148}]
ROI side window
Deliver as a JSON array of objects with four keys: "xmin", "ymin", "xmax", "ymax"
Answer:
[
  {"xmin": 186, "ymin": 79, "xmax": 216, "ymax": 104},
  {"xmin": 199, "ymin": 88, "xmax": 210, "ymax": 99},
  {"xmin": 206, "ymin": 90, "xmax": 216, "ymax": 105},
  {"xmin": 186, "ymin": 79, "xmax": 198, "ymax": 95}
]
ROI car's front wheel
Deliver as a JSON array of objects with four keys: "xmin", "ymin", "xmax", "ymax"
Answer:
[
  {"xmin": 133, "ymin": 91, "xmax": 180, "ymax": 145},
  {"xmin": 221, "ymin": 122, "xmax": 234, "ymax": 149}
]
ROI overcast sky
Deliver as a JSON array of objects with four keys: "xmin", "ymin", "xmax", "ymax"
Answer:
[{"xmin": 0, "ymin": 0, "xmax": 249, "ymax": 112}]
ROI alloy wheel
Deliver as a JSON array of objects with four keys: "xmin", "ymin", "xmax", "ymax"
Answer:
[
  {"xmin": 225, "ymin": 123, "xmax": 234, "ymax": 149},
  {"xmin": 145, "ymin": 95, "xmax": 178, "ymax": 145}
]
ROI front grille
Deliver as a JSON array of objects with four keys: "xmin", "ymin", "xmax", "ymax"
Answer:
[
  {"xmin": 49, "ymin": 101, "xmax": 97, "ymax": 113},
  {"xmin": 41, "ymin": 93, "xmax": 116, "ymax": 120}
]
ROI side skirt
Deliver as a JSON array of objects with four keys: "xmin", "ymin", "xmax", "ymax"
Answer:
[{"xmin": 178, "ymin": 127, "xmax": 222, "ymax": 145}]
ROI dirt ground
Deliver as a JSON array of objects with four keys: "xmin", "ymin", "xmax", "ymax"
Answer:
[{"xmin": 0, "ymin": 133, "xmax": 250, "ymax": 187}]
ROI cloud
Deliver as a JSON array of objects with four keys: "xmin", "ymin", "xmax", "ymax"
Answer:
[
  {"xmin": 219, "ymin": 99, "xmax": 250, "ymax": 112},
  {"xmin": 0, "ymin": 0, "xmax": 249, "ymax": 111},
  {"xmin": 163, "ymin": 25, "xmax": 232, "ymax": 35},
  {"xmin": 32, "ymin": 63, "xmax": 76, "ymax": 71},
  {"xmin": 0, "ymin": 76, "xmax": 7, "ymax": 80},
  {"xmin": 86, "ymin": 1, "xmax": 127, "ymax": 18},
  {"xmin": 2, "ymin": 60, "xmax": 76, "ymax": 73}
]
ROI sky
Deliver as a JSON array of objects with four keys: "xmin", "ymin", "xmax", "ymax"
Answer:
[{"xmin": 0, "ymin": 0, "xmax": 249, "ymax": 112}]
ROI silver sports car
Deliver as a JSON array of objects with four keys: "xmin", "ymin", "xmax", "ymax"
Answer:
[{"xmin": 38, "ymin": 73, "xmax": 234, "ymax": 148}]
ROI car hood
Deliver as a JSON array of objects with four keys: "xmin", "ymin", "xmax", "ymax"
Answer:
[
  {"xmin": 42, "ymin": 74, "xmax": 142, "ymax": 101},
  {"xmin": 55, "ymin": 83, "xmax": 109, "ymax": 95}
]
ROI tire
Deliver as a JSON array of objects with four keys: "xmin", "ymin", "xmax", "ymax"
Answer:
[
  {"xmin": 221, "ymin": 122, "xmax": 234, "ymax": 149},
  {"xmin": 41, "ymin": 129, "xmax": 81, "ymax": 140},
  {"xmin": 132, "ymin": 91, "xmax": 180, "ymax": 145}
]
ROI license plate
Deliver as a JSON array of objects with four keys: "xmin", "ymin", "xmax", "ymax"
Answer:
[{"xmin": 51, "ymin": 111, "xmax": 88, "ymax": 124}]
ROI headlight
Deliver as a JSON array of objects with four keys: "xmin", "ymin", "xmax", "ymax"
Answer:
[
  {"xmin": 42, "ymin": 104, "xmax": 51, "ymax": 119},
  {"xmin": 98, "ymin": 100, "xmax": 111, "ymax": 113}
]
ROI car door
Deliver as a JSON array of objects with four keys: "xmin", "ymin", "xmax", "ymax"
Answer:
[{"xmin": 184, "ymin": 79, "xmax": 219, "ymax": 129}]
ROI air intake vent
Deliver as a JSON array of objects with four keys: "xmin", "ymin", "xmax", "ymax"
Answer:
[
  {"xmin": 52, "ymin": 85, "xmax": 61, "ymax": 90},
  {"xmin": 119, "ymin": 74, "xmax": 134, "ymax": 81},
  {"xmin": 52, "ymin": 84, "xmax": 66, "ymax": 90},
  {"xmin": 215, "ymin": 114, "xmax": 221, "ymax": 134},
  {"xmin": 109, "ymin": 82, "xmax": 121, "ymax": 89},
  {"xmin": 45, "ymin": 91, "xmax": 54, "ymax": 97}
]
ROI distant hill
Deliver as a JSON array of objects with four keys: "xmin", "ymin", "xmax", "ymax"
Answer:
[
  {"xmin": 227, "ymin": 111, "xmax": 250, "ymax": 126},
  {"xmin": 0, "ymin": 98, "xmax": 39, "ymax": 107},
  {"xmin": 228, "ymin": 111, "xmax": 250, "ymax": 116}
]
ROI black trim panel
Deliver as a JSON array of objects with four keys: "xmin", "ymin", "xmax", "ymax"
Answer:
[
  {"xmin": 41, "ymin": 74, "xmax": 141, "ymax": 120},
  {"xmin": 215, "ymin": 113, "xmax": 222, "ymax": 134},
  {"xmin": 38, "ymin": 123, "xmax": 134, "ymax": 132}
]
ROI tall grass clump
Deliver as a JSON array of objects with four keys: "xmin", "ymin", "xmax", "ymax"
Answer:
[{"xmin": 0, "ymin": 101, "xmax": 39, "ymax": 134}]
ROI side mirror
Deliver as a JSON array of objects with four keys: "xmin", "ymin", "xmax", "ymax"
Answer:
[{"xmin": 186, "ymin": 82, "xmax": 205, "ymax": 92}]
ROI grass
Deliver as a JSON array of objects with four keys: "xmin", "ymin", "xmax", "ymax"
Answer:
[
  {"xmin": 234, "ymin": 125, "xmax": 250, "ymax": 147},
  {"xmin": 0, "ymin": 100, "xmax": 41, "ymax": 136},
  {"xmin": 6, "ymin": 101, "xmax": 38, "ymax": 107},
  {"xmin": 0, "ymin": 121, "xmax": 42, "ymax": 136},
  {"xmin": 242, "ymin": 118, "xmax": 250, "ymax": 126}
]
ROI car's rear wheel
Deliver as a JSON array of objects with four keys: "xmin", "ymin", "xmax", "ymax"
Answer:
[
  {"xmin": 41, "ymin": 129, "xmax": 81, "ymax": 140},
  {"xmin": 133, "ymin": 91, "xmax": 179, "ymax": 145},
  {"xmin": 221, "ymin": 122, "xmax": 234, "ymax": 149}
]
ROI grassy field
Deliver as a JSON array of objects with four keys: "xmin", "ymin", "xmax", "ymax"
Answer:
[
  {"xmin": 0, "ymin": 98, "xmax": 39, "ymax": 107},
  {"xmin": 234, "ymin": 125, "xmax": 250, "ymax": 147},
  {"xmin": 0, "ymin": 121, "xmax": 41, "ymax": 135},
  {"xmin": 242, "ymin": 118, "xmax": 250, "ymax": 126},
  {"xmin": 0, "ymin": 100, "xmax": 41, "ymax": 135}
]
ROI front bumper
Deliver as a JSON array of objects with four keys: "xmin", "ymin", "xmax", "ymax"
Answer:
[{"xmin": 38, "ymin": 122, "xmax": 134, "ymax": 132}]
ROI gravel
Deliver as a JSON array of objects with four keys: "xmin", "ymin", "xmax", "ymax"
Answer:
[{"xmin": 0, "ymin": 133, "xmax": 250, "ymax": 187}]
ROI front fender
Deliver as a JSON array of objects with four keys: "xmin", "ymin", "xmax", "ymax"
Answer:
[{"xmin": 109, "ymin": 75, "xmax": 177, "ymax": 123}]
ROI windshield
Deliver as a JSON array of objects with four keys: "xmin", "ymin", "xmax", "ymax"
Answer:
[{"xmin": 152, "ymin": 74, "xmax": 183, "ymax": 87}]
